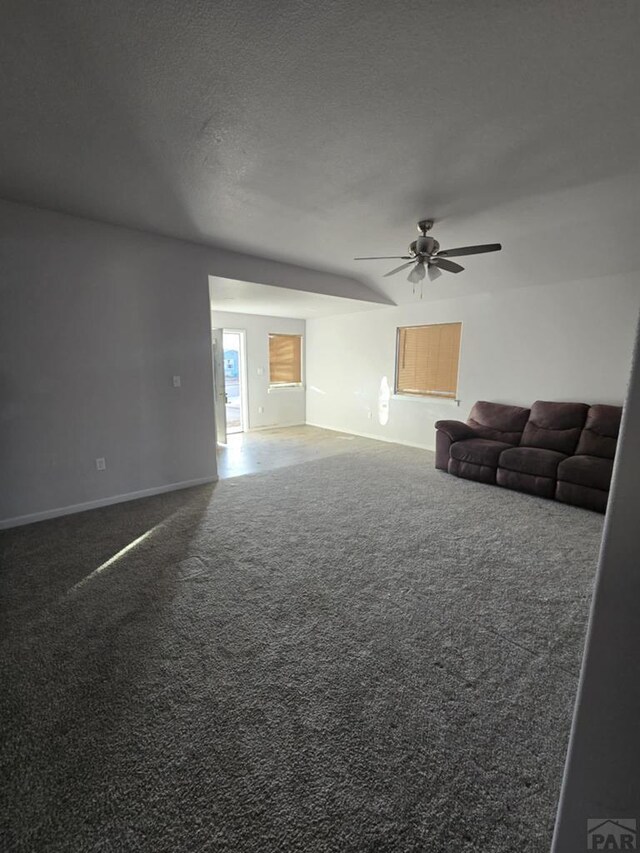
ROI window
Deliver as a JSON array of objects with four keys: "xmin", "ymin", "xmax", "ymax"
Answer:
[
  {"xmin": 269, "ymin": 334, "xmax": 302, "ymax": 386},
  {"xmin": 395, "ymin": 322, "xmax": 462, "ymax": 399}
]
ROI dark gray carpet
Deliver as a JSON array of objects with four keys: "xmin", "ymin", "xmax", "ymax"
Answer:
[{"xmin": 0, "ymin": 444, "xmax": 603, "ymax": 852}]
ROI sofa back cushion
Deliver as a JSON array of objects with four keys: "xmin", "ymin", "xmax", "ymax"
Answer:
[
  {"xmin": 467, "ymin": 400, "xmax": 531, "ymax": 445},
  {"xmin": 575, "ymin": 404, "xmax": 622, "ymax": 459},
  {"xmin": 521, "ymin": 401, "xmax": 589, "ymax": 455}
]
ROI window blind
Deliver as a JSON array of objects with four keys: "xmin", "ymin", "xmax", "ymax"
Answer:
[
  {"xmin": 396, "ymin": 323, "xmax": 461, "ymax": 398},
  {"xmin": 269, "ymin": 334, "xmax": 302, "ymax": 385}
]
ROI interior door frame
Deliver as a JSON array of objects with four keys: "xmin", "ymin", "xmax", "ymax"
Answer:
[
  {"xmin": 223, "ymin": 328, "xmax": 249, "ymax": 434},
  {"xmin": 211, "ymin": 327, "xmax": 227, "ymax": 446}
]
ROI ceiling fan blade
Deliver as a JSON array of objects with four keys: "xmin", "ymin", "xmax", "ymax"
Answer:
[
  {"xmin": 434, "ymin": 257, "xmax": 464, "ymax": 274},
  {"xmin": 384, "ymin": 260, "xmax": 416, "ymax": 277},
  {"xmin": 427, "ymin": 263, "xmax": 442, "ymax": 282},
  {"xmin": 437, "ymin": 243, "xmax": 502, "ymax": 258},
  {"xmin": 407, "ymin": 262, "xmax": 426, "ymax": 284},
  {"xmin": 354, "ymin": 255, "xmax": 412, "ymax": 260}
]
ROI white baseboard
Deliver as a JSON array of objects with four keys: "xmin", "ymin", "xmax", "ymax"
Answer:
[
  {"xmin": 305, "ymin": 421, "xmax": 435, "ymax": 452},
  {"xmin": 0, "ymin": 476, "xmax": 218, "ymax": 530},
  {"xmin": 245, "ymin": 421, "xmax": 306, "ymax": 432}
]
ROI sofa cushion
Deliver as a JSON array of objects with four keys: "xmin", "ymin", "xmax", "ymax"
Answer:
[
  {"xmin": 467, "ymin": 400, "xmax": 531, "ymax": 445},
  {"xmin": 557, "ymin": 455, "xmax": 614, "ymax": 492},
  {"xmin": 450, "ymin": 438, "xmax": 513, "ymax": 468},
  {"xmin": 556, "ymin": 481, "xmax": 609, "ymax": 513},
  {"xmin": 496, "ymin": 468, "xmax": 556, "ymax": 499},
  {"xmin": 575, "ymin": 404, "xmax": 622, "ymax": 459},
  {"xmin": 499, "ymin": 446, "xmax": 567, "ymax": 479},
  {"xmin": 520, "ymin": 401, "xmax": 589, "ymax": 455},
  {"xmin": 448, "ymin": 457, "xmax": 498, "ymax": 485}
]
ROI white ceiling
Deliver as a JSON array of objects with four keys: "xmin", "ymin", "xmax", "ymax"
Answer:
[
  {"xmin": 209, "ymin": 277, "xmax": 384, "ymax": 319},
  {"xmin": 2, "ymin": 1, "xmax": 640, "ymax": 302}
]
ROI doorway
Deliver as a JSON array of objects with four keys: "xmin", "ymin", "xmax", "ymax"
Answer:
[
  {"xmin": 223, "ymin": 330, "xmax": 245, "ymax": 434},
  {"xmin": 212, "ymin": 328, "xmax": 247, "ymax": 445}
]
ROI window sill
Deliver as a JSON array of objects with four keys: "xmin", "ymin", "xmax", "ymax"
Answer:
[
  {"xmin": 392, "ymin": 394, "xmax": 460, "ymax": 406},
  {"xmin": 268, "ymin": 384, "xmax": 305, "ymax": 393}
]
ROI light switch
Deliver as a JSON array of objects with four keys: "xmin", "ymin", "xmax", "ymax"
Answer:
[
  {"xmin": 173, "ymin": 375, "xmax": 181, "ymax": 387},
  {"xmin": 257, "ymin": 367, "xmax": 264, "ymax": 376},
  {"xmin": 96, "ymin": 457, "xmax": 106, "ymax": 471}
]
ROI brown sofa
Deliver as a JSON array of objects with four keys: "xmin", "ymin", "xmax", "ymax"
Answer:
[{"xmin": 435, "ymin": 400, "xmax": 622, "ymax": 512}]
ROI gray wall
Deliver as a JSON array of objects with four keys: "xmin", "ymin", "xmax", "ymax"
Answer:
[
  {"xmin": 0, "ymin": 200, "xmax": 376, "ymax": 526},
  {"xmin": 552, "ymin": 315, "xmax": 640, "ymax": 851},
  {"xmin": 0, "ymin": 202, "xmax": 218, "ymax": 525}
]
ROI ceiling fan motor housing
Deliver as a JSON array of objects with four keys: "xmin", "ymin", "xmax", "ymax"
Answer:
[{"xmin": 411, "ymin": 235, "xmax": 439, "ymax": 257}]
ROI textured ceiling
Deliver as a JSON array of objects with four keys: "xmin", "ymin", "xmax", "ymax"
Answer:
[{"xmin": 2, "ymin": 0, "xmax": 640, "ymax": 301}]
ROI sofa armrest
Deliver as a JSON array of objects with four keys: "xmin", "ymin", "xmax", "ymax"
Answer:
[
  {"xmin": 434, "ymin": 420, "xmax": 477, "ymax": 471},
  {"xmin": 435, "ymin": 420, "xmax": 477, "ymax": 442}
]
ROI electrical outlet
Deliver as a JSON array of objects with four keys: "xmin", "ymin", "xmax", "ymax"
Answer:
[
  {"xmin": 173, "ymin": 375, "xmax": 181, "ymax": 387},
  {"xmin": 96, "ymin": 457, "xmax": 106, "ymax": 471}
]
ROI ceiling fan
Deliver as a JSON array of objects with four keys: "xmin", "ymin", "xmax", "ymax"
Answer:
[{"xmin": 354, "ymin": 219, "xmax": 502, "ymax": 284}]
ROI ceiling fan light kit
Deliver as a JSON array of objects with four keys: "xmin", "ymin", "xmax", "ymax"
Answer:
[
  {"xmin": 427, "ymin": 263, "xmax": 442, "ymax": 282},
  {"xmin": 407, "ymin": 262, "xmax": 426, "ymax": 285},
  {"xmin": 354, "ymin": 218, "xmax": 502, "ymax": 296}
]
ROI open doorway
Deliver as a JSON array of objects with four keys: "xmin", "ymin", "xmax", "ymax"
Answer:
[
  {"xmin": 223, "ymin": 331, "xmax": 245, "ymax": 434},
  {"xmin": 212, "ymin": 327, "xmax": 247, "ymax": 445}
]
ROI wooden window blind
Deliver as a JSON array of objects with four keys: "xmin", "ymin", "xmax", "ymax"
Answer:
[
  {"xmin": 396, "ymin": 323, "xmax": 462, "ymax": 398},
  {"xmin": 269, "ymin": 334, "xmax": 302, "ymax": 385}
]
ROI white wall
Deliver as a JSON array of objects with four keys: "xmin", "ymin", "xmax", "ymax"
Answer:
[
  {"xmin": 1, "ymin": 200, "xmax": 371, "ymax": 527},
  {"xmin": 552, "ymin": 315, "xmax": 640, "ymax": 852},
  {"xmin": 211, "ymin": 310, "xmax": 305, "ymax": 430},
  {"xmin": 305, "ymin": 274, "xmax": 640, "ymax": 449},
  {"xmin": 0, "ymin": 202, "xmax": 218, "ymax": 526}
]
